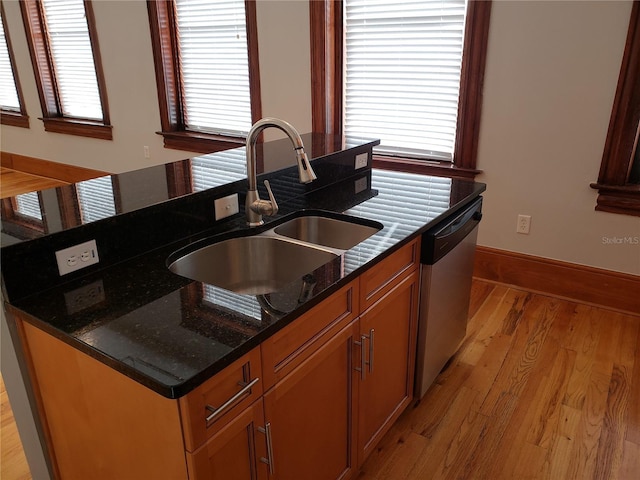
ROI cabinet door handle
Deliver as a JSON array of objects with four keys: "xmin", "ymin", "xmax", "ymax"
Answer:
[
  {"xmin": 354, "ymin": 336, "xmax": 367, "ymax": 380},
  {"xmin": 368, "ymin": 328, "xmax": 375, "ymax": 374},
  {"xmin": 258, "ymin": 422, "xmax": 275, "ymax": 475},
  {"xmin": 205, "ymin": 377, "xmax": 260, "ymax": 426}
]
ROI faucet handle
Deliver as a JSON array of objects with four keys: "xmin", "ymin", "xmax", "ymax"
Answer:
[
  {"xmin": 263, "ymin": 180, "xmax": 278, "ymax": 216},
  {"xmin": 249, "ymin": 180, "xmax": 279, "ymax": 218}
]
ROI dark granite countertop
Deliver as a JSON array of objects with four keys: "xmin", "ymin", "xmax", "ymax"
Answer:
[{"xmin": 1, "ymin": 135, "xmax": 485, "ymax": 398}]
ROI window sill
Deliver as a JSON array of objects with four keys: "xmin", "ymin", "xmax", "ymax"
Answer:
[
  {"xmin": 372, "ymin": 155, "xmax": 482, "ymax": 180},
  {"xmin": 590, "ymin": 183, "xmax": 640, "ymax": 217},
  {"xmin": 41, "ymin": 117, "xmax": 112, "ymax": 140},
  {"xmin": 158, "ymin": 130, "xmax": 246, "ymax": 154},
  {"xmin": 1, "ymin": 111, "xmax": 29, "ymax": 128}
]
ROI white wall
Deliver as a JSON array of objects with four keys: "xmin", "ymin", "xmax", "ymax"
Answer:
[
  {"xmin": 475, "ymin": 0, "xmax": 640, "ymax": 275},
  {"xmin": 1, "ymin": 0, "xmax": 637, "ymax": 271}
]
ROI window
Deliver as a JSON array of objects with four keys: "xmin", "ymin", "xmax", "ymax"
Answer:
[
  {"xmin": 20, "ymin": 0, "xmax": 112, "ymax": 139},
  {"xmin": 311, "ymin": 0, "xmax": 491, "ymax": 178},
  {"xmin": 590, "ymin": 1, "xmax": 640, "ymax": 217},
  {"xmin": 148, "ymin": 0, "xmax": 262, "ymax": 153},
  {"xmin": 0, "ymin": 3, "xmax": 28, "ymax": 128}
]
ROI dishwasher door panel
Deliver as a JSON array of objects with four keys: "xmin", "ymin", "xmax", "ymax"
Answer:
[{"xmin": 415, "ymin": 224, "xmax": 478, "ymax": 398}]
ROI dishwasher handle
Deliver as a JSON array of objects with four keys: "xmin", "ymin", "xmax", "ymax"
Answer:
[{"xmin": 421, "ymin": 197, "xmax": 482, "ymax": 265}]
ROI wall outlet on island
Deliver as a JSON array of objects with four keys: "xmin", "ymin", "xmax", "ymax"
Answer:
[
  {"xmin": 55, "ymin": 240, "xmax": 100, "ymax": 276},
  {"xmin": 355, "ymin": 152, "xmax": 368, "ymax": 169}
]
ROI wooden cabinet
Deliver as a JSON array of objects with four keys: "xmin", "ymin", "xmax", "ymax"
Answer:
[
  {"xmin": 179, "ymin": 347, "xmax": 263, "ymax": 452},
  {"xmin": 357, "ymin": 270, "xmax": 419, "ymax": 461},
  {"xmin": 263, "ymin": 320, "xmax": 359, "ymax": 480},
  {"xmin": 186, "ymin": 399, "xmax": 269, "ymax": 480}
]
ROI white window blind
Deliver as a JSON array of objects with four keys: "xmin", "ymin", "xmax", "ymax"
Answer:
[
  {"xmin": 344, "ymin": 0, "xmax": 467, "ymax": 161},
  {"xmin": 41, "ymin": 0, "xmax": 102, "ymax": 120},
  {"xmin": 15, "ymin": 192, "xmax": 43, "ymax": 220},
  {"xmin": 191, "ymin": 148, "xmax": 247, "ymax": 191},
  {"xmin": 76, "ymin": 177, "xmax": 116, "ymax": 223},
  {"xmin": 0, "ymin": 10, "xmax": 20, "ymax": 111},
  {"xmin": 175, "ymin": 0, "xmax": 252, "ymax": 135}
]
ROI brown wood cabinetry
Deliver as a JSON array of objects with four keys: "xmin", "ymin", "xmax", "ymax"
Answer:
[
  {"xmin": 357, "ymin": 270, "xmax": 419, "ymax": 461},
  {"xmin": 186, "ymin": 399, "xmax": 269, "ymax": 480},
  {"xmin": 14, "ymin": 238, "xmax": 420, "ymax": 479},
  {"xmin": 180, "ymin": 347, "xmax": 263, "ymax": 452},
  {"xmin": 263, "ymin": 320, "xmax": 359, "ymax": 480}
]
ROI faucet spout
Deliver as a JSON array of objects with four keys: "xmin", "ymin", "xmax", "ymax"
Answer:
[{"xmin": 245, "ymin": 118, "xmax": 317, "ymax": 226}]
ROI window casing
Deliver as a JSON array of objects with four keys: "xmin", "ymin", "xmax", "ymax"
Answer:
[
  {"xmin": 590, "ymin": 1, "xmax": 640, "ymax": 217},
  {"xmin": 20, "ymin": 0, "xmax": 112, "ymax": 139},
  {"xmin": 147, "ymin": 0, "xmax": 262, "ymax": 153},
  {"xmin": 0, "ymin": 3, "xmax": 29, "ymax": 128},
  {"xmin": 311, "ymin": 0, "xmax": 491, "ymax": 179}
]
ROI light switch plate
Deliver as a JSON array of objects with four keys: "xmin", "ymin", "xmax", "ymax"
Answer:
[{"xmin": 215, "ymin": 193, "xmax": 239, "ymax": 220}]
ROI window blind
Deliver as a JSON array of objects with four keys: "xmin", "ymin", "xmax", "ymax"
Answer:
[
  {"xmin": 191, "ymin": 148, "xmax": 248, "ymax": 191},
  {"xmin": 344, "ymin": 0, "xmax": 467, "ymax": 161},
  {"xmin": 0, "ymin": 10, "xmax": 20, "ymax": 110},
  {"xmin": 41, "ymin": 0, "xmax": 102, "ymax": 120},
  {"xmin": 175, "ymin": 0, "xmax": 252, "ymax": 135},
  {"xmin": 76, "ymin": 177, "xmax": 116, "ymax": 223},
  {"xmin": 15, "ymin": 192, "xmax": 43, "ymax": 220}
]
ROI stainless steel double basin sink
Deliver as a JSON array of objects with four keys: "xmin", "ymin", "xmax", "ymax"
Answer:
[{"xmin": 167, "ymin": 211, "xmax": 383, "ymax": 294}]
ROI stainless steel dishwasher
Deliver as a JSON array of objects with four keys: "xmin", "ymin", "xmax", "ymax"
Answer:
[{"xmin": 415, "ymin": 197, "xmax": 483, "ymax": 398}]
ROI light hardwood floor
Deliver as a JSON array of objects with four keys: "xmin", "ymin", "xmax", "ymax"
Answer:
[{"xmin": 358, "ymin": 280, "xmax": 640, "ymax": 480}]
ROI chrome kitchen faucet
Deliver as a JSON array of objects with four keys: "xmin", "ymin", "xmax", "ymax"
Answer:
[{"xmin": 245, "ymin": 118, "xmax": 317, "ymax": 226}]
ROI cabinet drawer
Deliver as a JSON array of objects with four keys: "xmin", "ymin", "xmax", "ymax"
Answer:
[
  {"xmin": 360, "ymin": 238, "xmax": 419, "ymax": 311},
  {"xmin": 261, "ymin": 280, "xmax": 358, "ymax": 390},
  {"xmin": 179, "ymin": 347, "xmax": 262, "ymax": 452}
]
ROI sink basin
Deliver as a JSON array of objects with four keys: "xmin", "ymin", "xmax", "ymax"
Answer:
[
  {"xmin": 168, "ymin": 236, "xmax": 337, "ymax": 295},
  {"xmin": 273, "ymin": 215, "xmax": 382, "ymax": 250}
]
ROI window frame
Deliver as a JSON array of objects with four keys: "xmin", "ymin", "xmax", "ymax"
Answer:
[
  {"xmin": 310, "ymin": 0, "xmax": 491, "ymax": 179},
  {"xmin": 0, "ymin": 2, "xmax": 29, "ymax": 128},
  {"xmin": 590, "ymin": 1, "xmax": 640, "ymax": 217},
  {"xmin": 147, "ymin": 0, "xmax": 262, "ymax": 154},
  {"xmin": 20, "ymin": 0, "xmax": 112, "ymax": 140}
]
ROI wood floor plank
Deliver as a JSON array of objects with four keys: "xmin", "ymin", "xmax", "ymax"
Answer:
[
  {"xmin": 594, "ymin": 364, "xmax": 632, "ymax": 480},
  {"xmin": 1, "ymin": 377, "xmax": 32, "ymax": 480}
]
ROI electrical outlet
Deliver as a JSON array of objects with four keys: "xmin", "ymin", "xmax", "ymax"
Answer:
[
  {"xmin": 143, "ymin": 146, "xmax": 150, "ymax": 159},
  {"xmin": 64, "ymin": 280, "xmax": 105, "ymax": 314},
  {"xmin": 215, "ymin": 193, "xmax": 239, "ymax": 220},
  {"xmin": 517, "ymin": 214, "xmax": 531, "ymax": 234},
  {"xmin": 354, "ymin": 176, "xmax": 368, "ymax": 194},
  {"xmin": 55, "ymin": 240, "xmax": 100, "ymax": 276},
  {"xmin": 355, "ymin": 152, "xmax": 368, "ymax": 169}
]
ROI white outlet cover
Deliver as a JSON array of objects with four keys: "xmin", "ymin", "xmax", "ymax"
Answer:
[
  {"xmin": 355, "ymin": 152, "xmax": 368, "ymax": 169},
  {"xmin": 55, "ymin": 240, "xmax": 100, "ymax": 276},
  {"xmin": 215, "ymin": 193, "xmax": 240, "ymax": 220}
]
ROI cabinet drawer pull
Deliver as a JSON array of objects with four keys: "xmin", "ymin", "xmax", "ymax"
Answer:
[
  {"xmin": 258, "ymin": 422, "xmax": 275, "ymax": 475},
  {"xmin": 205, "ymin": 377, "xmax": 260, "ymax": 425},
  {"xmin": 368, "ymin": 328, "xmax": 375, "ymax": 374},
  {"xmin": 354, "ymin": 336, "xmax": 367, "ymax": 380}
]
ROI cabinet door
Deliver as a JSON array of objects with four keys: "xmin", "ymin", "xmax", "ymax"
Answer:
[
  {"xmin": 187, "ymin": 399, "xmax": 269, "ymax": 480},
  {"xmin": 263, "ymin": 320, "xmax": 359, "ymax": 480},
  {"xmin": 357, "ymin": 270, "xmax": 419, "ymax": 462}
]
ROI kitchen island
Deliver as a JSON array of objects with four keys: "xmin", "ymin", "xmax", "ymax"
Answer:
[{"xmin": 1, "ymin": 135, "xmax": 485, "ymax": 479}]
